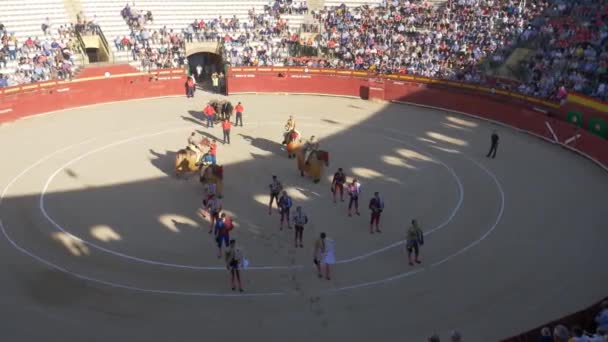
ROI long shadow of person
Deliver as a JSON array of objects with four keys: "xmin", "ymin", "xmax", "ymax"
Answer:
[
  {"xmin": 238, "ymin": 133, "xmax": 284, "ymax": 155},
  {"xmin": 187, "ymin": 110, "xmax": 204, "ymax": 121},
  {"xmin": 196, "ymin": 130, "xmax": 223, "ymax": 143},
  {"xmin": 181, "ymin": 114, "xmax": 205, "ymax": 126}
]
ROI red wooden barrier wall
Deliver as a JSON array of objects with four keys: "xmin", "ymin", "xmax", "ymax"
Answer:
[
  {"xmin": 227, "ymin": 67, "xmax": 608, "ymax": 171},
  {"xmin": 0, "ymin": 68, "xmax": 186, "ymax": 125}
]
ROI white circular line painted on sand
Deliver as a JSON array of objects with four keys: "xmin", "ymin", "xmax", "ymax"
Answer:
[
  {"xmin": 325, "ymin": 153, "xmax": 505, "ymax": 293},
  {"xmin": 0, "ymin": 114, "xmax": 503, "ymax": 297},
  {"xmin": 37, "ymin": 121, "xmax": 464, "ymax": 270}
]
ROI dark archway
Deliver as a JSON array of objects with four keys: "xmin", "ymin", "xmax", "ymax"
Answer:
[{"xmin": 187, "ymin": 52, "xmax": 223, "ymax": 84}]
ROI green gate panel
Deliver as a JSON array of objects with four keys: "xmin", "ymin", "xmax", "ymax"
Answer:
[
  {"xmin": 567, "ymin": 111, "xmax": 583, "ymax": 127},
  {"xmin": 587, "ymin": 118, "xmax": 608, "ymax": 138}
]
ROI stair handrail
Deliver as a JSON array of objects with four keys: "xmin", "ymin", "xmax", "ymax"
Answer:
[
  {"xmin": 73, "ymin": 29, "xmax": 89, "ymax": 65},
  {"xmin": 93, "ymin": 25, "xmax": 115, "ymax": 64}
]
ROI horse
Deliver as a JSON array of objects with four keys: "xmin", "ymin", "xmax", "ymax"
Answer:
[
  {"xmin": 221, "ymin": 101, "xmax": 233, "ymax": 122},
  {"xmin": 175, "ymin": 148, "xmax": 200, "ymax": 177},
  {"xmin": 295, "ymin": 147, "xmax": 329, "ymax": 183},
  {"xmin": 209, "ymin": 99, "xmax": 222, "ymax": 121},
  {"xmin": 200, "ymin": 164, "xmax": 224, "ymax": 198},
  {"xmin": 285, "ymin": 130, "xmax": 301, "ymax": 159}
]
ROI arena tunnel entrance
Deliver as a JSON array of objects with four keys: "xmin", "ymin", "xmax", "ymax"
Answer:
[
  {"xmin": 187, "ymin": 52, "xmax": 223, "ymax": 83},
  {"xmin": 187, "ymin": 51, "xmax": 225, "ymax": 94}
]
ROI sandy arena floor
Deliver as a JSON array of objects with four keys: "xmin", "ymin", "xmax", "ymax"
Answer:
[{"xmin": 0, "ymin": 92, "xmax": 607, "ymax": 342}]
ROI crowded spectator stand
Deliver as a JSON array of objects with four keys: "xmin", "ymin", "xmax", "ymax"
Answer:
[{"xmin": 0, "ymin": 19, "xmax": 81, "ymax": 88}]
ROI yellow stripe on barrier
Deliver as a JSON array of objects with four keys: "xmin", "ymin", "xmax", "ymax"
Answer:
[
  {"xmin": 569, "ymin": 93, "xmax": 608, "ymax": 112},
  {"xmin": 273, "ymin": 68, "xmax": 288, "ymax": 72},
  {"xmin": 3, "ymin": 87, "xmax": 20, "ymax": 93},
  {"xmin": 39, "ymin": 82, "xmax": 56, "ymax": 88},
  {"xmin": 21, "ymin": 85, "xmax": 39, "ymax": 90}
]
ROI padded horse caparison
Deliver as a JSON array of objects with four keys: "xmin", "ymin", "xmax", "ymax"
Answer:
[{"xmin": 312, "ymin": 150, "xmax": 329, "ymax": 163}]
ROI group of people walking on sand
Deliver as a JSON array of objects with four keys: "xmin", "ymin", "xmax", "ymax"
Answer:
[{"xmin": 187, "ymin": 101, "xmax": 428, "ymax": 292}]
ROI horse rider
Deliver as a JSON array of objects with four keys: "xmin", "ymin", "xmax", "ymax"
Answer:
[
  {"xmin": 304, "ymin": 135, "xmax": 319, "ymax": 165},
  {"xmin": 283, "ymin": 115, "xmax": 300, "ymax": 144},
  {"xmin": 187, "ymin": 132, "xmax": 203, "ymax": 163}
]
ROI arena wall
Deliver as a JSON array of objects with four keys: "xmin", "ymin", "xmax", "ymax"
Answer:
[
  {"xmin": 226, "ymin": 67, "xmax": 608, "ymax": 170},
  {"xmin": 0, "ymin": 67, "xmax": 186, "ymax": 124}
]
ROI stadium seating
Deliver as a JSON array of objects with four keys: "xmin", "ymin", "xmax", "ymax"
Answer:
[
  {"xmin": 0, "ymin": 0, "xmax": 84, "ymax": 75},
  {"xmin": 80, "ymin": 0, "xmax": 307, "ymax": 67}
]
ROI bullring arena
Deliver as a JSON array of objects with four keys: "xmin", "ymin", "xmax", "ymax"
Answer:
[
  {"xmin": 2, "ymin": 0, "xmax": 608, "ymax": 340},
  {"xmin": 1, "ymin": 76, "xmax": 608, "ymax": 341}
]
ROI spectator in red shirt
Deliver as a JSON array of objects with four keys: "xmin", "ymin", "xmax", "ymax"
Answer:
[
  {"xmin": 222, "ymin": 119, "xmax": 231, "ymax": 144},
  {"xmin": 203, "ymin": 103, "xmax": 216, "ymax": 128},
  {"xmin": 234, "ymin": 102, "xmax": 244, "ymax": 126}
]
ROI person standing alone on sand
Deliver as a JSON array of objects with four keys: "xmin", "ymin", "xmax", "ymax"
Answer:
[
  {"xmin": 268, "ymin": 175, "xmax": 283, "ymax": 215},
  {"xmin": 234, "ymin": 102, "xmax": 244, "ymax": 127},
  {"xmin": 331, "ymin": 168, "xmax": 346, "ymax": 203},
  {"xmin": 293, "ymin": 206, "xmax": 308, "ymax": 248},
  {"xmin": 406, "ymin": 219, "xmax": 424, "ymax": 266},
  {"xmin": 225, "ymin": 239, "xmax": 244, "ymax": 292},
  {"xmin": 369, "ymin": 192, "xmax": 384, "ymax": 234},
  {"xmin": 278, "ymin": 190, "xmax": 293, "ymax": 230},
  {"xmin": 313, "ymin": 233, "xmax": 328, "ymax": 279},
  {"xmin": 222, "ymin": 118, "xmax": 231, "ymax": 144},
  {"xmin": 347, "ymin": 178, "xmax": 362, "ymax": 216},
  {"xmin": 486, "ymin": 130, "xmax": 499, "ymax": 159}
]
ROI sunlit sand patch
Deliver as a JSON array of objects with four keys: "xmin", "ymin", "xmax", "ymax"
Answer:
[
  {"xmin": 417, "ymin": 137, "xmax": 437, "ymax": 144},
  {"xmin": 381, "ymin": 155, "xmax": 417, "ymax": 169},
  {"xmin": 442, "ymin": 123, "xmax": 472, "ymax": 131},
  {"xmin": 430, "ymin": 146, "xmax": 462, "ymax": 154},
  {"xmin": 158, "ymin": 214, "xmax": 199, "ymax": 233},
  {"xmin": 351, "ymin": 167, "xmax": 384, "ymax": 179},
  {"xmin": 52, "ymin": 232, "xmax": 90, "ymax": 256},
  {"xmin": 395, "ymin": 148, "xmax": 436, "ymax": 163},
  {"xmin": 90, "ymin": 225, "xmax": 122, "ymax": 242},
  {"xmin": 351, "ymin": 167, "xmax": 401, "ymax": 184},
  {"xmin": 288, "ymin": 188, "xmax": 313, "ymax": 201},
  {"xmin": 446, "ymin": 116, "xmax": 478, "ymax": 128},
  {"xmin": 254, "ymin": 189, "xmax": 311, "ymax": 207},
  {"xmin": 426, "ymin": 132, "xmax": 468, "ymax": 146}
]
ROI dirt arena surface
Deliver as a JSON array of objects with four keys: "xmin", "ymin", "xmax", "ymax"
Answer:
[{"xmin": 0, "ymin": 92, "xmax": 607, "ymax": 342}]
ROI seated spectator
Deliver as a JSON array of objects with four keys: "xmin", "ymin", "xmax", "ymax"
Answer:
[
  {"xmin": 588, "ymin": 327, "xmax": 607, "ymax": 342},
  {"xmin": 538, "ymin": 327, "xmax": 553, "ymax": 342},
  {"xmin": 553, "ymin": 324, "xmax": 571, "ymax": 342},
  {"xmin": 0, "ymin": 73, "xmax": 7, "ymax": 88},
  {"xmin": 428, "ymin": 333, "xmax": 441, "ymax": 342}
]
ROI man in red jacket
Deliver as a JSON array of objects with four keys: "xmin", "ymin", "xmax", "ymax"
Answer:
[
  {"xmin": 204, "ymin": 103, "xmax": 216, "ymax": 128},
  {"xmin": 185, "ymin": 76, "xmax": 195, "ymax": 98},
  {"xmin": 222, "ymin": 119, "xmax": 231, "ymax": 144},
  {"xmin": 234, "ymin": 102, "xmax": 244, "ymax": 126}
]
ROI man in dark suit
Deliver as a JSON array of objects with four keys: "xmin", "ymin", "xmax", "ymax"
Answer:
[{"xmin": 487, "ymin": 130, "xmax": 499, "ymax": 159}]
